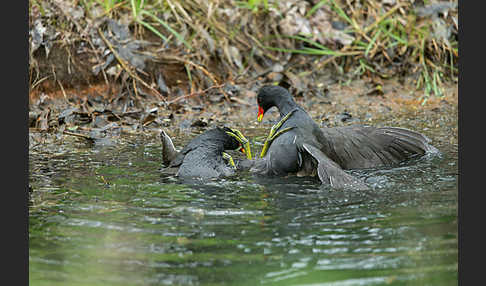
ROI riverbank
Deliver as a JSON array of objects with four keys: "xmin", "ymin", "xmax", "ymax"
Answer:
[{"xmin": 30, "ymin": 0, "xmax": 457, "ymax": 100}]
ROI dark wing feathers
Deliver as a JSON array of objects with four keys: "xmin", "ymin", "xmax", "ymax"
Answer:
[
  {"xmin": 302, "ymin": 143, "xmax": 369, "ymax": 190},
  {"xmin": 168, "ymin": 131, "xmax": 209, "ymax": 168},
  {"xmin": 318, "ymin": 125, "xmax": 434, "ymax": 169},
  {"xmin": 379, "ymin": 127, "xmax": 433, "ymax": 154}
]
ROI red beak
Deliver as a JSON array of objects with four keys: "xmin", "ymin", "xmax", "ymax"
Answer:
[{"xmin": 257, "ymin": 106, "xmax": 264, "ymax": 122}]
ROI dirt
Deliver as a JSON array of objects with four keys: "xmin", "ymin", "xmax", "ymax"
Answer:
[
  {"xmin": 28, "ymin": 74, "xmax": 458, "ymax": 154},
  {"xmin": 30, "ymin": 43, "xmax": 189, "ymax": 99},
  {"xmin": 29, "ymin": 0, "xmax": 458, "ymax": 149}
]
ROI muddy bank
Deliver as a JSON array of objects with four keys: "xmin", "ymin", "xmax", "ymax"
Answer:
[
  {"xmin": 30, "ymin": 0, "xmax": 458, "ymax": 102},
  {"xmin": 29, "ymin": 77, "xmax": 458, "ymax": 155},
  {"xmin": 29, "ymin": 0, "xmax": 458, "ymax": 153},
  {"xmin": 30, "ymin": 41, "xmax": 191, "ymax": 97}
]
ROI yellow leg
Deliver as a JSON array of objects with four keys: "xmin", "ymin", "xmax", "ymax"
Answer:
[
  {"xmin": 259, "ymin": 127, "xmax": 295, "ymax": 158},
  {"xmin": 226, "ymin": 128, "xmax": 252, "ymax": 160},
  {"xmin": 222, "ymin": 152, "xmax": 236, "ymax": 169},
  {"xmin": 259, "ymin": 109, "xmax": 298, "ymax": 158}
]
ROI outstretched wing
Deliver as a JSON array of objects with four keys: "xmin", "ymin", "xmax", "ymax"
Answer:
[
  {"xmin": 318, "ymin": 125, "xmax": 437, "ymax": 169},
  {"xmin": 301, "ymin": 143, "xmax": 369, "ymax": 190}
]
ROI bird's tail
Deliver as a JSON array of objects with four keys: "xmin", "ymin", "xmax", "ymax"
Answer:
[{"xmin": 160, "ymin": 130, "xmax": 179, "ymax": 166}]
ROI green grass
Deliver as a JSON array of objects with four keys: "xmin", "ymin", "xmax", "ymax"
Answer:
[
  {"xmin": 130, "ymin": 0, "xmax": 192, "ymax": 49},
  {"xmin": 30, "ymin": 0, "xmax": 457, "ymax": 100},
  {"xmin": 264, "ymin": 0, "xmax": 456, "ymax": 98},
  {"xmin": 236, "ymin": 0, "xmax": 270, "ymax": 12},
  {"xmin": 78, "ymin": 0, "xmax": 192, "ymax": 49}
]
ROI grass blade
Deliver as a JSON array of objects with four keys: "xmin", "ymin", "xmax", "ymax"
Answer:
[
  {"xmin": 307, "ymin": 0, "xmax": 329, "ymax": 17},
  {"xmin": 140, "ymin": 10, "xmax": 192, "ymax": 50},
  {"xmin": 365, "ymin": 30, "xmax": 381, "ymax": 57},
  {"xmin": 329, "ymin": 0, "xmax": 351, "ymax": 24},
  {"xmin": 137, "ymin": 19, "xmax": 168, "ymax": 42}
]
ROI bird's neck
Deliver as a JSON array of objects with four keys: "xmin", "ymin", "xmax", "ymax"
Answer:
[{"xmin": 277, "ymin": 98, "xmax": 299, "ymax": 118}]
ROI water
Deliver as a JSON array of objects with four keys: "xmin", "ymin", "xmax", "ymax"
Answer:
[{"xmin": 29, "ymin": 123, "xmax": 458, "ymax": 285}]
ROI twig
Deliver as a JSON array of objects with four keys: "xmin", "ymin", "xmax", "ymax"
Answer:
[
  {"xmin": 166, "ymin": 84, "xmax": 225, "ymax": 104},
  {"xmin": 56, "ymin": 79, "xmax": 69, "ymax": 104},
  {"xmin": 244, "ymin": 31, "xmax": 280, "ymax": 62},
  {"xmin": 364, "ymin": 3, "xmax": 404, "ymax": 34},
  {"xmin": 97, "ymin": 27, "xmax": 166, "ymax": 103},
  {"xmin": 62, "ymin": 130, "xmax": 93, "ymax": 141},
  {"xmin": 230, "ymin": 96, "xmax": 251, "ymax": 106},
  {"xmin": 30, "ymin": 75, "xmax": 50, "ymax": 91},
  {"xmin": 94, "ymin": 0, "xmax": 128, "ymax": 19},
  {"xmin": 316, "ymin": 55, "xmax": 339, "ymax": 70},
  {"xmin": 159, "ymin": 54, "xmax": 230, "ymax": 102}
]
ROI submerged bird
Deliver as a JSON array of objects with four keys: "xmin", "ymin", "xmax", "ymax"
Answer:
[
  {"xmin": 251, "ymin": 85, "xmax": 437, "ymax": 190},
  {"xmin": 160, "ymin": 127, "xmax": 251, "ymax": 179}
]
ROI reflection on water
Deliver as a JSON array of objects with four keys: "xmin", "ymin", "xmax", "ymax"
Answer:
[{"xmin": 29, "ymin": 124, "xmax": 457, "ymax": 285}]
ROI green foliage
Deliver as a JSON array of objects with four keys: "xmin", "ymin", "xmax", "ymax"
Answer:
[
  {"xmin": 236, "ymin": 0, "xmax": 269, "ymax": 12},
  {"xmin": 101, "ymin": 0, "xmax": 123, "ymax": 13},
  {"xmin": 269, "ymin": 0, "xmax": 456, "ymax": 97},
  {"xmin": 306, "ymin": 0, "xmax": 329, "ymax": 17},
  {"xmin": 130, "ymin": 0, "xmax": 192, "ymax": 49},
  {"xmin": 265, "ymin": 35, "xmax": 352, "ymax": 56},
  {"xmin": 31, "ymin": 0, "xmax": 457, "ymax": 100},
  {"xmin": 78, "ymin": 0, "xmax": 192, "ymax": 49}
]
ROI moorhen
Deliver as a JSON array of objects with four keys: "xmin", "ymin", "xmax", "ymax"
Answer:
[
  {"xmin": 253, "ymin": 85, "xmax": 437, "ymax": 189},
  {"xmin": 161, "ymin": 127, "xmax": 252, "ymax": 179}
]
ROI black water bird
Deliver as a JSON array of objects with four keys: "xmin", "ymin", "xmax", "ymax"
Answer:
[
  {"xmin": 160, "ymin": 127, "xmax": 251, "ymax": 179},
  {"xmin": 253, "ymin": 85, "xmax": 437, "ymax": 189}
]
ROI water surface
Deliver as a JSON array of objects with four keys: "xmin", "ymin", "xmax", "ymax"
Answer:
[{"xmin": 29, "ymin": 114, "xmax": 458, "ymax": 286}]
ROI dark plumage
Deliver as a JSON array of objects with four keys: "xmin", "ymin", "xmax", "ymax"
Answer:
[
  {"xmin": 318, "ymin": 125, "xmax": 437, "ymax": 169},
  {"xmin": 160, "ymin": 127, "xmax": 241, "ymax": 179},
  {"xmin": 253, "ymin": 85, "xmax": 438, "ymax": 189}
]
